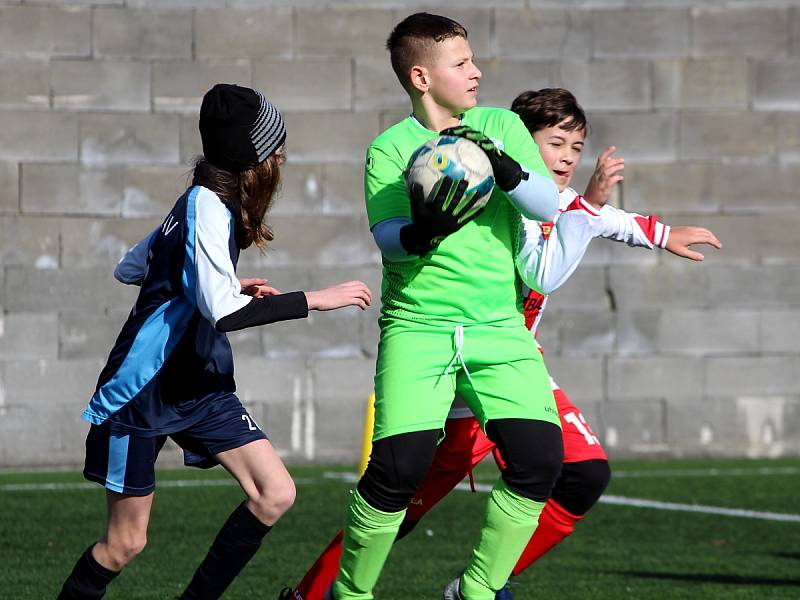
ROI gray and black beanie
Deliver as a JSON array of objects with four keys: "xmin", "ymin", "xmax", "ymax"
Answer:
[{"xmin": 199, "ymin": 83, "xmax": 286, "ymax": 173}]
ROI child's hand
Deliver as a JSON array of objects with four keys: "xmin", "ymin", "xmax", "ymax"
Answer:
[
  {"xmin": 584, "ymin": 146, "xmax": 624, "ymax": 210},
  {"xmin": 306, "ymin": 281, "xmax": 372, "ymax": 311},
  {"xmin": 239, "ymin": 278, "xmax": 280, "ymax": 298},
  {"xmin": 665, "ymin": 226, "xmax": 722, "ymax": 261},
  {"xmin": 399, "ymin": 176, "xmax": 481, "ymax": 255}
]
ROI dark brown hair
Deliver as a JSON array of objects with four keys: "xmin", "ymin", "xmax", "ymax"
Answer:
[
  {"xmin": 386, "ymin": 13, "xmax": 468, "ymax": 91},
  {"xmin": 510, "ymin": 88, "xmax": 588, "ymax": 136},
  {"xmin": 191, "ymin": 153, "xmax": 282, "ymax": 250}
]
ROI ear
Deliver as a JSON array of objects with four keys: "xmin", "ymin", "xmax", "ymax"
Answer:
[{"xmin": 410, "ymin": 65, "xmax": 430, "ymax": 93}]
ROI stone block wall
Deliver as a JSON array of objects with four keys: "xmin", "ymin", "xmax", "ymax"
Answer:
[{"xmin": 0, "ymin": 0, "xmax": 798, "ymax": 467}]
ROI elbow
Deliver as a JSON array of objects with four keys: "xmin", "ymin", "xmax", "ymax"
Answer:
[
  {"xmin": 113, "ymin": 267, "xmax": 142, "ymax": 286},
  {"xmin": 518, "ymin": 271, "xmax": 555, "ymax": 296},
  {"xmin": 212, "ymin": 307, "xmax": 234, "ymax": 332},
  {"xmin": 522, "ymin": 268, "xmax": 557, "ymax": 295},
  {"xmin": 537, "ymin": 280, "xmax": 558, "ymax": 295}
]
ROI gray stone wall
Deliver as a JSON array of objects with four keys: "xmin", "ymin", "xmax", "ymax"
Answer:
[{"xmin": 0, "ymin": 0, "xmax": 798, "ymax": 467}]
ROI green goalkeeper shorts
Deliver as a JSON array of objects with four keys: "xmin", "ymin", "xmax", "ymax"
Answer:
[{"xmin": 372, "ymin": 319, "xmax": 560, "ymax": 441}]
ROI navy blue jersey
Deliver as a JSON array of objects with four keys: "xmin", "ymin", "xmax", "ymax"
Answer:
[{"xmin": 83, "ymin": 186, "xmax": 253, "ymax": 436}]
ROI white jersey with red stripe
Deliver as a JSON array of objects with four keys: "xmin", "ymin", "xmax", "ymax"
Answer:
[{"xmin": 448, "ymin": 187, "xmax": 669, "ymax": 419}]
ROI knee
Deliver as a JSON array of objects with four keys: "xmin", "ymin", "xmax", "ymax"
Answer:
[
  {"xmin": 102, "ymin": 532, "xmax": 147, "ymax": 570},
  {"xmin": 357, "ymin": 429, "xmax": 441, "ymax": 513},
  {"xmin": 487, "ymin": 419, "xmax": 564, "ymax": 502},
  {"xmin": 249, "ymin": 477, "xmax": 296, "ymax": 523},
  {"xmin": 578, "ymin": 459, "xmax": 611, "ymax": 496},
  {"xmin": 551, "ymin": 459, "xmax": 611, "ymax": 516},
  {"xmin": 503, "ymin": 450, "xmax": 564, "ymax": 503}
]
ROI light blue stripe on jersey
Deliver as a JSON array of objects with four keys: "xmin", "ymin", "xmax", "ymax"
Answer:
[
  {"xmin": 182, "ymin": 186, "xmax": 199, "ymax": 302},
  {"xmin": 82, "ymin": 189, "xmax": 202, "ymax": 425},
  {"xmin": 82, "ymin": 297, "xmax": 195, "ymax": 424},
  {"xmin": 106, "ymin": 433, "xmax": 130, "ymax": 493}
]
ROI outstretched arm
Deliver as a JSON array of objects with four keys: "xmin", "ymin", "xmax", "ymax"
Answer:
[
  {"xmin": 191, "ymin": 194, "xmax": 371, "ymax": 333},
  {"xmin": 583, "ymin": 146, "xmax": 722, "ymax": 258},
  {"xmin": 215, "ymin": 280, "xmax": 372, "ymax": 333}
]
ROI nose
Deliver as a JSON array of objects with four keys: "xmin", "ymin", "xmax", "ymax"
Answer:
[{"xmin": 472, "ymin": 63, "xmax": 482, "ymax": 81}]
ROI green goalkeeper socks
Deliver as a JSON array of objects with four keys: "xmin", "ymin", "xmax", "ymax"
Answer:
[
  {"xmin": 332, "ymin": 489, "xmax": 406, "ymax": 600},
  {"xmin": 461, "ymin": 479, "xmax": 546, "ymax": 600}
]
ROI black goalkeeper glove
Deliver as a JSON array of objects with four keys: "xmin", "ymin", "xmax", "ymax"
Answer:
[
  {"xmin": 440, "ymin": 126, "xmax": 527, "ymax": 192},
  {"xmin": 400, "ymin": 176, "xmax": 483, "ymax": 255}
]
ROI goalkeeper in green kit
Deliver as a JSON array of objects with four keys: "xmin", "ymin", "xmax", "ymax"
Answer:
[{"xmin": 331, "ymin": 13, "xmax": 564, "ymax": 600}]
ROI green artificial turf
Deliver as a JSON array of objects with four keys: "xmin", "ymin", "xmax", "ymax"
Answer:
[{"xmin": 2, "ymin": 458, "xmax": 799, "ymax": 599}]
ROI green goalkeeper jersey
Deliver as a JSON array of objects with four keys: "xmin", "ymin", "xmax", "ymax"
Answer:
[{"xmin": 365, "ymin": 106, "xmax": 550, "ymax": 326}]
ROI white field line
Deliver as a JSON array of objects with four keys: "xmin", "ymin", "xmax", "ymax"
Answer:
[
  {"xmin": 611, "ymin": 466, "xmax": 800, "ymax": 478},
  {"xmin": 599, "ymin": 494, "xmax": 800, "ymax": 523},
  {"xmin": 450, "ymin": 481, "xmax": 800, "ymax": 523},
  {"xmin": 0, "ymin": 477, "xmax": 319, "ymax": 492},
  {"xmin": 3, "ymin": 467, "xmax": 800, "ymax": 523}
]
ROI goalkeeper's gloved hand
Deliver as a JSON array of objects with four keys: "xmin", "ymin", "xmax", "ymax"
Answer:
[
  {"xmin": 400, "ymin": 176, "xmax": 483, "ymax": 255},
  {"xmin": 440, "ymin": 126, "xmax": 527, "ymax": 192}
]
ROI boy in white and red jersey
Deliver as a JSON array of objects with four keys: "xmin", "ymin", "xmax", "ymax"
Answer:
[{"xmin": 280, "ymin": 89, "xmax": 720, "ymax": 600}]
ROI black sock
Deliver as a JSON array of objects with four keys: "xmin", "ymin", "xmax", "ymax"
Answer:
[
  {"xmin": 57, "ymin": 544, "xmax": 119, "ymax": 599},
  {"xmin": 179, "ymin": 501, "xmax": 271, "ymax": 600}
]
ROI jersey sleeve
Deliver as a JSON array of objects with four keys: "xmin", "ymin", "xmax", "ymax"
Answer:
[
  {"xmin": 114, "ymin": 227, "xmax": 159, "ymax": 285},
  {"xmin": 516, "ymin": 207, "xmax": 597, "ymax": 295},
  {"xmin": 596, "ymin": 203, "xmax": 670, "ymax": 249},
  {"xmin": 364, "ymin": 142, "xmax": 411, "ymax": 229},
  {"xmin": 517, "ymin": 193, "xmax": 671, "ymax": 294},
  {"xmin": 192, "ymin": 195, "xmax": 251, "ymax": 325}
]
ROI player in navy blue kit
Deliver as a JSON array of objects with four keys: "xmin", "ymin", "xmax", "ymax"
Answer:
[{"xmin": 57, "ymin": 84, "xmax": 371, "ymax": 600}]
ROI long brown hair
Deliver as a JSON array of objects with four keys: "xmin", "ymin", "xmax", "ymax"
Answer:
[{"xmin": 191, "ymin": 153, "xmax": 282, "ymax": 250}]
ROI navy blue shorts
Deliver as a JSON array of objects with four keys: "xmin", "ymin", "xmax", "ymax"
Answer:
[{"xmin": 83, "ymin": 394, "xmax": 267, "ymax": 496}]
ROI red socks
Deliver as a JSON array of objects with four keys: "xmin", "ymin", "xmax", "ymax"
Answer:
[
  {"xmin": 511, "ymin": 500, "xmax": 581, "ymax": 577},
  {"xmin": 291, "ymin": 530, "xmax": 344, "ymax": 600}
]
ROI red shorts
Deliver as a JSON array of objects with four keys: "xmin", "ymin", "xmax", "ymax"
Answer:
[
  {"xmin": 406, "ymin": 387, "xmax": 606, "ymax": 521},
  {"xmin": 551, "ymin": 387, "xmax": 607, "ymax": 464}
]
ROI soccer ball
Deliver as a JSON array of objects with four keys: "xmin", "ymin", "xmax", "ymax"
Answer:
[{"xmin": 405, "ymin": 136, "xmax": 495, "ymax": 213}]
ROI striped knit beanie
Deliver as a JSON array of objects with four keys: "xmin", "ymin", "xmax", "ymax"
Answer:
[{"xmin": 199, "ymin": 83, "xmax": 286, "ymax": 173}]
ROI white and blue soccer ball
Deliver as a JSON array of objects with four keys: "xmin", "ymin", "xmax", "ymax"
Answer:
[{"xmin": 405, "ymin": 136, "xmax": 495, "ymax": 213}]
